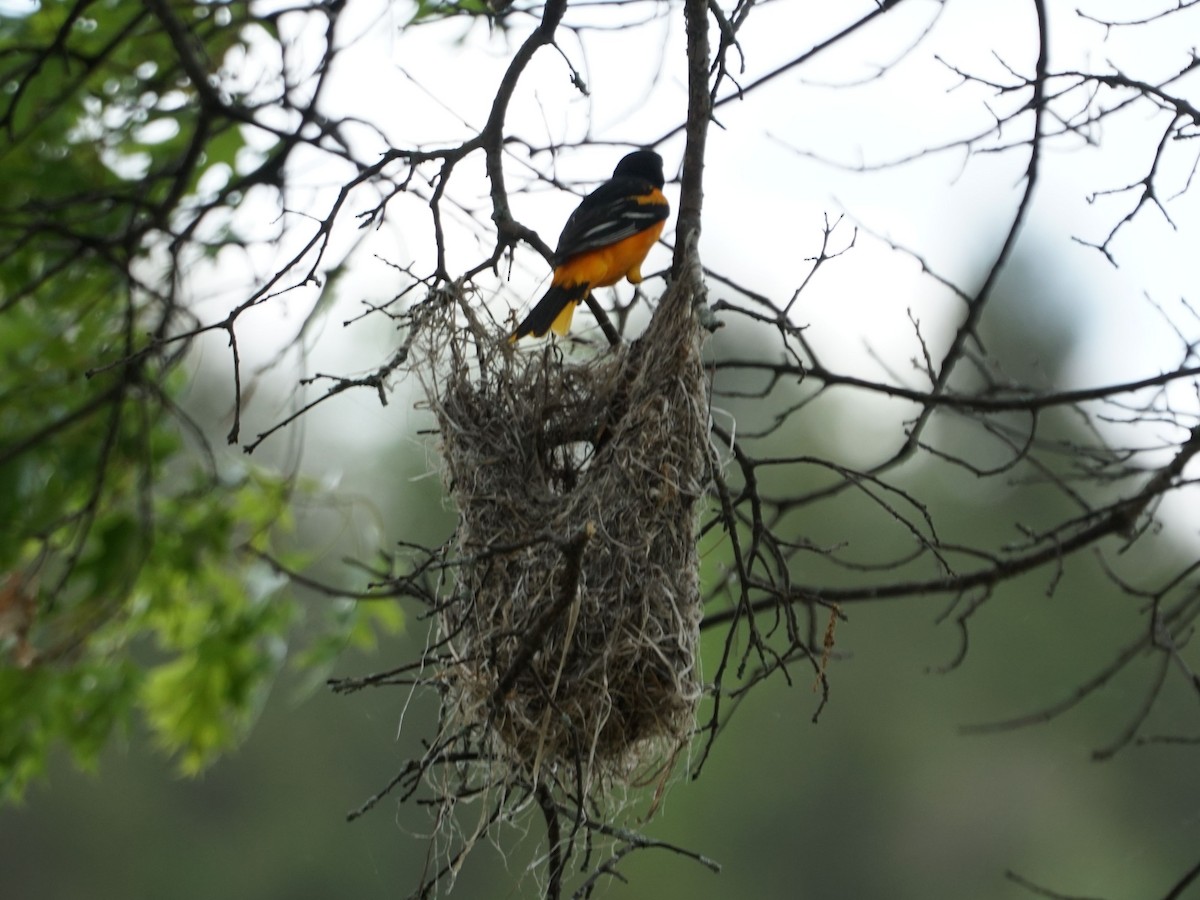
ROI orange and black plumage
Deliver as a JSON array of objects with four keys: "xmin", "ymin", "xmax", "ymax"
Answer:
[{"xmin": 511, "ymin": 149, "xmax": 670, "ymax": 340}]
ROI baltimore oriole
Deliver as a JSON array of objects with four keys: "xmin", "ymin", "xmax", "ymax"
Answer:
[{"xmin": 510, "ymin": 149, "xmax": 669, "ymax": 340}]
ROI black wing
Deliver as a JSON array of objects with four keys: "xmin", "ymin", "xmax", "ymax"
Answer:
[{"xmin": 552, "ymin": 176, "xmax": 669, "ymax": 266}]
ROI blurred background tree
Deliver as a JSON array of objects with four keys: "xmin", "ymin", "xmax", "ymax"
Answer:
[
  {"xmin": 2, "ymin": 1, "xmax": 1199, "ymax": 898},
  {"xmin": 0, "ymin": 0, "xmax": 402, "ymax": 797}
]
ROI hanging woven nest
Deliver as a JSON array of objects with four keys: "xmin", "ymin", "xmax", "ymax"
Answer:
[{"xmin": 416, "ymin": 262, "xmax": 710, "ymax": 787}]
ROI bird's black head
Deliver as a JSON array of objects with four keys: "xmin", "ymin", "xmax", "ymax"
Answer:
[{"xmin": 612, "ymin": 149, "xmax": 665, "ymax": 188}]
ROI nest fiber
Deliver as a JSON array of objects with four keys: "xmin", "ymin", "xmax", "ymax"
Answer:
[{"xmin": 421, "ymin": 276, "xmax": 709, "ymax": 784}]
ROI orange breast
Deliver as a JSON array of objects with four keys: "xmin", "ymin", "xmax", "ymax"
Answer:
[{"xmin": 554, "ymin": 220, "xmax": 666, "ymax": 289}]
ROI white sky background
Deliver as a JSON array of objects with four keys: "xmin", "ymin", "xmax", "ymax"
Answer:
[{"xmin": 179, "ymin": 0, "xmax": 1200, "ymax": 529}]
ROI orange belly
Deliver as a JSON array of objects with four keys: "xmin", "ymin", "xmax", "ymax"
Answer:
[{"xmin": 554, "ymin": 219, "xmax": 666, "ymax": 290}]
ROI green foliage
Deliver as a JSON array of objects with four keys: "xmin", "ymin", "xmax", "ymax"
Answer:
[
  {"xmin": 409, "ymin": 0, "xmax": 491, "ymax": 23},
  {"xmin": 0, "ymin": 0, "xmax": 397, "ymax": 801}
]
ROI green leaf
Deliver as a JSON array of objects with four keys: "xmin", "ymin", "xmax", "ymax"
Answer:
[{"xmin": 409, "ymin": 0, "xmax": 491, "ymax": 24}]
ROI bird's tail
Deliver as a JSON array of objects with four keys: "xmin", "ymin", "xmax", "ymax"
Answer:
[{"xmin": 510, "ymin": 282, "xmax": 591, "ymax": 341}]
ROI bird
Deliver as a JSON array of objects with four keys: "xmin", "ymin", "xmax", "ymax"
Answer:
[{"xmin": 510, "ymin": 149, "xmax": 669, "ymax": 340}]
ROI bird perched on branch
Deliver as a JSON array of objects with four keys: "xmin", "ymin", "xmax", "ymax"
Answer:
[{"xmin": 511, "ymin": 149, "xmax": 669, "ymax": 340}]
